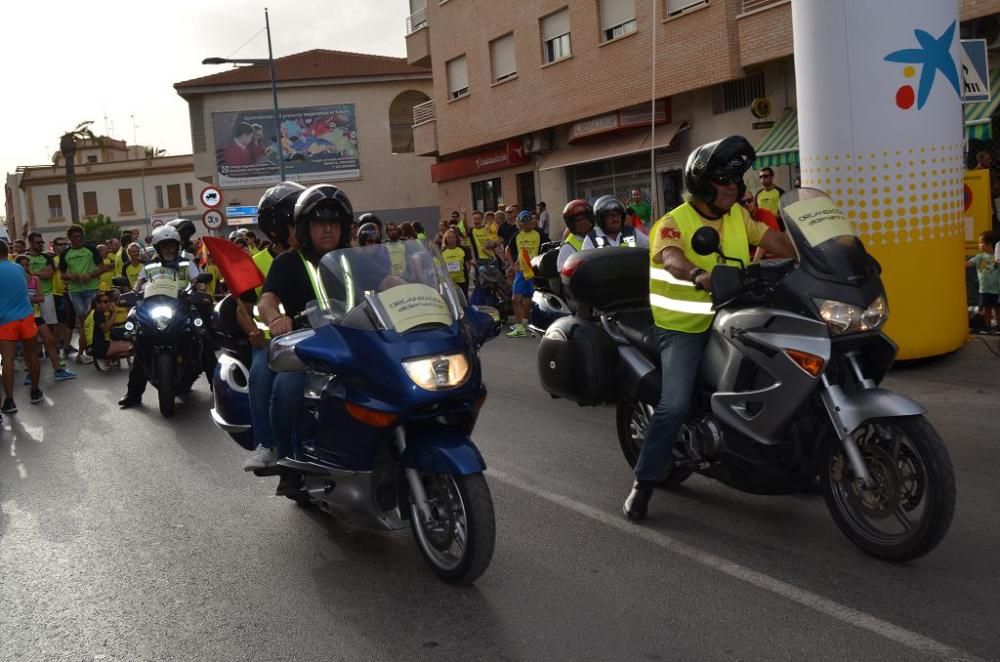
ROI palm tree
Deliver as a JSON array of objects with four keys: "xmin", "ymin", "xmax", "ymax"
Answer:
[
  {"xmin": 143, "ymin": 145, "xmax": 166, "ymax": 160},
  {"xmin": 59, "ymin": 120, "xmax": 95, "ymax": 223}
]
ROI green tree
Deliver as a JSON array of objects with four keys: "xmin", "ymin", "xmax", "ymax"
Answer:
[
  {"xmin": 81, "ymin": 214, "xmax": 118, "ymax": 243},
  {"xmin": 143, "ymin": 145, "xmax": 166, "ymax": 160},
  {"xmin": 59, "ymin": 120, "xmax": 96, "ymax": 223}
]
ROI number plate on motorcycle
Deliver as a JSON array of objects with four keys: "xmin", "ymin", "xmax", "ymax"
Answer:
[
  {"xmin": 378, "ymin": 283, "xmax": 452, "ymax": 332},
  {"xmin": 144, "ymin": 279, "xmax": 180, "ymax": 299}
]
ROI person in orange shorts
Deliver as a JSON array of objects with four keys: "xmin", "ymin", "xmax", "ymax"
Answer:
[{"xmin": 0, "ymin": 240, "xmax": 42, "ymax": 415}]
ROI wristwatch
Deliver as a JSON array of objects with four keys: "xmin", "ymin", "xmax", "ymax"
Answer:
[{"xmin": 689, "ymin": 267, "xmax": 706, "ymax": 290}]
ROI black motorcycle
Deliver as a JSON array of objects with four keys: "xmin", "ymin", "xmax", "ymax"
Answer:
[
  {"xmin": 538, "ymin": 189, "xmax": 955, "ymax": 562},
  {"xmin": 118, "ymin": 274, "xmax": 215, "ymax": 417}
]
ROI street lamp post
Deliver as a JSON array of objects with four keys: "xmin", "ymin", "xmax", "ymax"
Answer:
[{"xmin": 202, "ymin": 7, "xmax": 286, "ymax": 181}]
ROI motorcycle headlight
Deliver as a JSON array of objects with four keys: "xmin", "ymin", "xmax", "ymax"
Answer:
[
  {"xmin": 150, "ymin": 304, "xmax": 174, "ymax": 331},
  {"xmin": 402, "ymin": 353, "xmax": 471, "ymax": 390},
  {"xmin": 814, "ymin": 296, "xmax": 888, "ymax": 336}
]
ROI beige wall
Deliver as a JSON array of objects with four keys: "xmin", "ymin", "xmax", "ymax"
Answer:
[{"xmin": 186, "ymin": 77, "xmax": 439, "ymax": 219}]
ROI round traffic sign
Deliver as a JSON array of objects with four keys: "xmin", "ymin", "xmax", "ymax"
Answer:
[
  {"xmin": 201, "ymin": 186, "xmax": 222, "ymax": 208},
  {"xmin": 150, "ymin": 218, "xmax": 166, "ymax": 229},
  {"xmin": 203, "ymin": 209, "xmax": 225, "ymax": 230}
]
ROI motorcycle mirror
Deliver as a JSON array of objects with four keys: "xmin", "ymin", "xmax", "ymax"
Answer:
[{"xmin": 691, "ymin": 227, "xmax": 721, "ymax": 256}]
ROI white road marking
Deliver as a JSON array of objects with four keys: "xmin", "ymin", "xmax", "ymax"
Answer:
[{"xmin": 490, "ymin": 469, "xmax": 984, "ymax": 662}]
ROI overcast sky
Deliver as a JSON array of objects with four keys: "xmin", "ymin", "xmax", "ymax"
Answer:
[{"xmin": 2, "ymin": 0, "xmax": 409, "ymax": 179}]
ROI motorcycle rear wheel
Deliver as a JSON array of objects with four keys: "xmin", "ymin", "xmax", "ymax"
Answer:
[
  {"xmin": 157, "ymin": 353, "xmax": 175, "ymax": 418},
  {"xmin": 616, "ymin": 398, "xmax": 693, "ymax": 488},
  {"xmin": 821, "ymin": 415, "xmax": 955, "ymax": 562},
  {"xmin": 410, "ymin": 472, "xmax": 495, "ymax": 585}
]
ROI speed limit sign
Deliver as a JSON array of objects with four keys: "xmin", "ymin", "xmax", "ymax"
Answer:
[{"xmin": 202, "ymin": 209, "xmax": 224, "ymax": 230}]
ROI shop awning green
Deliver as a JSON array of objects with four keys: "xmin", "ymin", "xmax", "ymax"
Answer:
[
  {"xmin": 753, "ymin": 109, "xmax": 799, "ymax": 169},
  {"xmin": 964, "ymin": 69, "xmax": 1000, "ymax": 141}
]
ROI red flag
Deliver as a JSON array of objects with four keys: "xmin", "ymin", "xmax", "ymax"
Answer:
[{"xmin": 202, "ymin": 236, "xmax": 264, "ymax": 297}]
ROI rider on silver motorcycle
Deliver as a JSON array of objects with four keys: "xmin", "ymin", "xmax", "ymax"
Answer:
[{"xmin": 624, "ymin": 135, "xmax": 795, "ymax": 521}]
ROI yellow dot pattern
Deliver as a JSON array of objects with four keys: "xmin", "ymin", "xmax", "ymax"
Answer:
[{"xmin": 800, "ymin": 144, "xmax": 964, "ymax": 246}]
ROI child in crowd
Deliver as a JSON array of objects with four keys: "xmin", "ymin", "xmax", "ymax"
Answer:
[{"xmin": 967, "ymin": 230, "xmax": 1000, "ymax": 332}]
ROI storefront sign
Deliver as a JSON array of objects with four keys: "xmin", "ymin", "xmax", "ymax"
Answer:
[
  {"xmin": 570, "ymin": 99, "xmax": 671, "ymax": 142},
  {"xmin": 431, "ymin": 140, "xmax": 529, "ymax": 183}
]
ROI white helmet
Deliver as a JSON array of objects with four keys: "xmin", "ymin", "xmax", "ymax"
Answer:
[{"xmin": 151, "ymin": 225, "xmax": 181, "ymax": 250}]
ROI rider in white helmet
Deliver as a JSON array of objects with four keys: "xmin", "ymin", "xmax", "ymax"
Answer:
[{"xmin": 133, "ymin": 225, "xmax": 201, "ymax": 291}]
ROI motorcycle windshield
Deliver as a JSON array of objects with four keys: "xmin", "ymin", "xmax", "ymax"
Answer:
[
  {"xmin": 309, "ymin": 240, "xmax": 462, "ymax": 333},
  {"xmin": 779, "ymin": 188, "xmax": 871, "ymax": 285}
]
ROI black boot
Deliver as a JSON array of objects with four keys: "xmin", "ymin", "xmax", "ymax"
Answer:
[
  {"xmin": 118, "ymin": 393, "xmax": 142, "ymax": 408},
  {"xmin": 623, "ymin": 481, "xmax": 655, "ymax": 521},
  {"xmin": 275, "ymin": 468, "xmax": 302, "ymax": 497}
]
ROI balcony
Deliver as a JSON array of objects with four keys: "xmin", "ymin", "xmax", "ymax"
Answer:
[
  {"xmin": 737, "ymin": 0, "xmax": 792, "ymax": 67},
  {"xmin": 412, "ymin": 100, "xmax": 438, "ymax": 156},
  {"xmin": 405, "ymin": 7, "xmax": 431, "ymax": 67}
]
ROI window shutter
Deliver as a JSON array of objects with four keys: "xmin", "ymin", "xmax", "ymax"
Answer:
[
  {"xmin": 600, "ymin": 0, "xmax": 635, "ymax": 31},
  {"xmin": 447, "ymin": 56, "xmax": 469, "ymax": 96},
  {"xmin": 542, "ymin": 9, "xmax": 570, "ymax": 42},
  {"xmin": 491, "ymin": 34, "xmax": 516, "ymax": 80}
]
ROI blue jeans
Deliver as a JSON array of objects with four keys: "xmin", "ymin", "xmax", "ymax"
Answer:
[
  {"xmin": 634, "ymin": 328, "xmax": 710, "ymax": 482},
  {"xmin": 249, "ymin": 345, "xmax": 305, "ymax": 459},
  {"xmin": 68, "ymin": 290, "xmax": 97, "ymax": 318}
]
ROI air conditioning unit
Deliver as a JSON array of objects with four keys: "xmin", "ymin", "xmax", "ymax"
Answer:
[
  {"xmin": 973, "ymin": 15, "xmax": 1000, "ymax": 50},
  {"xmin": 523, "ymin": 131, "xmax": 552, "ymax": 154}
]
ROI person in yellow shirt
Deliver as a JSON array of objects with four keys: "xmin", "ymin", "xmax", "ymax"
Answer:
[
  {"xmin": 754, "ymin": 166, "xmax": 785, "ymax": 217},
  {"xmin": 97, "ymin": 244, "xmax": 116, "ymax": 292},
  {"xmin": 466, "ymin": 210, "xmax": 498, "ymax": 262},
  {"xmin": 441, "ymin": 229, "xmax": 472, "ymax": 298},
  {"xmin": 120, "ymin": 243, "xmax": 145, "ymax": 290},
  {"xmin": 624, "ymin": 136, "xmax": 795, "ymax": 522},
  {"xmin": 505, "ymin": 211, "xmax": 541, "ymax": 338}
]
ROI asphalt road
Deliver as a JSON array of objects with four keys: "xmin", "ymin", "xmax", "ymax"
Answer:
[{"xmin": 1, "ymin": 336, "xmax": 998, "ymax": 662}]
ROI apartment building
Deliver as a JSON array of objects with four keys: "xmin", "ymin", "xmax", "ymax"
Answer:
[
  {"xmin": 174, "ymin": 49, "xmax": 439, "ymax": 228},
  {"xmin": 7, "ymin": 138, "xmax": 207, "ymax": 243},
  {"xmin": 406, "ymin": 0, "xmax": 1000, "ymax": 232}
]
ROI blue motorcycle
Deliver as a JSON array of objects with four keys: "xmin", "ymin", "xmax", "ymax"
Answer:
[{"xmin": 211, "ymin": 240, "xmax": 501, "ymax": 584}]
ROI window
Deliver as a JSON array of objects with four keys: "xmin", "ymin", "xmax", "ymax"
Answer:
[
  {"xmin": 167, "ymin": 184, "xmax": 182, "ymax": 209},
  {"xmin": 447, "ymin": 56, "xmax": 469, "ymax": 99},
  {"xmin": 189, "ymin": 97, "xmax": 206, "ymax": 153},
  {"xmin": 86, "ymin": 154, "xmax": 98, "ymax": 163},
  {"xmin": 712, "ymin": 72, "xmax": 765, "ymax": 114},
  {"xmin": 666, "ymin": 0, "xmax": 706, "ymax": 16},
  {"xmin": 491, "ymin": 33, "xmax": 517, "ymax": 83},
  {"xmin": 83, "ymin": 191, "xmax": 98, "ymax": 217},
  {"xmin": 389, "ymin": 90, "xmax": 431, "ymax": 153},
  {"xmin": 119, "ymin": 188, "xmax": 135, "ymax": 214},
  {"xmin": 471, "ymin": 178, "xmax": 502, "ymax": 213},
  {"xmin": 541, "ymin": 9, "xmax": 571, "ymax": 64},
  {"xmin": 47, "ymin": 194, "xmax": 63, "ymax": 219},
  {"xmin": 155, "ymin": 185, "xmax": 164, "ymax": 209},
  {"xmin": 600, "ymin": 0, "xmax": 636, "ymax": 41},
  {"xmin": 184, "ymin": 183, "xmax": 194, "ymax": 207}
]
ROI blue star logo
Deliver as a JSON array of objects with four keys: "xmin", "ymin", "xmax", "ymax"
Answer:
[{"xmin": 884, "ymin": 20, "xmax": 960, "ymax": 110}]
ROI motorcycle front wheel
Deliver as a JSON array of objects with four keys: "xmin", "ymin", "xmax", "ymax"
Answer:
[
  {"xmin": 157, "ymin": 353, "xmax": 175, "ymax": 418},
  {"xmin": 616, "ymin": 398, "xmax": 693, "ymax": 488},
  {"xmin": 821, "ymin": 415, "xmax": 955, "ymax": 562},
  {"xmin": 410, "ymin": 472, "xmax": 495, "ymax": 585}
]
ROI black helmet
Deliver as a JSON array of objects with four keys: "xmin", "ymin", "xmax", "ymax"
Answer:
[
  {"xmin": 293, "ymin": 184, "xmax": 354, "ymax": 252},
  {"xmin": 684, "ymin": 135, "xmax": 756, "ymax": 209},
  {"xmin": 593, "ymin": 195, "xmax": 627, "ymax": 232},
  {"xmin": 257, "ymin": 181, "xmax": 306, "ymax": 246},
  {"xmin": 356, "ymin": 212, "xmax": 382, "ymax": 230},
  {"xmin": 562, "ymin": 199, "xmax": 594, "ymax": 235},
  {"xmin": 167, "ymin": 218, "xmax": 197, "ymax": 251},
  {"xmin": 357, "ymin": 222, "xmax": 382, "ymax": 246}
]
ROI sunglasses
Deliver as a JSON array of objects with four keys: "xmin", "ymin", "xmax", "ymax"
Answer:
[{"xmin": 710, "ymin": 175, "xmax": 739, "ymax": 186}]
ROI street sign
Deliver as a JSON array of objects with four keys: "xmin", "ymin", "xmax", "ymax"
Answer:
[
  {"xmin": 226, "ymin": 205, "xmax": 258, "ymax": 219},
  {"xmin": 202, "ymin": 209, "xmax": 224, "ymax": 230},
  {"xmin": 961, "ymin": 39, "xmax": 990, "ymax": 103},
  {"xmin": 149, "ymin": 211, "xmax": 179, "ymax": 234},
  {"xmin": 200, "ymin": 185, "xmax": 223, "ymax": 208}
]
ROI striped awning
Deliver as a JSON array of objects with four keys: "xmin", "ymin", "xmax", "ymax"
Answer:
[
  {"xmin": 753, "ymin": 109, "xmax": 798, "ymax": 168},
  {"xmin": 965, "ymin": 69, "xmax": 1000, "ymax": 141}
]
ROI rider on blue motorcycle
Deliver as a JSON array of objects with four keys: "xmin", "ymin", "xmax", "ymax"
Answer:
[
  {"xmin": 241, "ymin": 181, "xmax": 306, "ymax": 472},
  {"xmin": 257, "ymin": 184, "xmax": 356, "ymax": 495},
  {"xmin": 581, "ymin": 195, "xmax": 649, "ymax": 250},
  {"xmin": 118, "ymin": 225, "xmax": 206, "ymax": 408}
]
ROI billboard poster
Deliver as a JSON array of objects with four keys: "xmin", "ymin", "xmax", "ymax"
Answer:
[{"xmin": 212, "ymin": 104, "xmax": 360, "ymax": 187}]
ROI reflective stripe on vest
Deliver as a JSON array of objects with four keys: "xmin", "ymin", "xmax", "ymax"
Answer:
[
  {"xmin": 648, "ymin": 203, "xmax": 750, "ymax": 333},
  {"xmin": 146, "ymin": 261, "xmax": 190, "ymax": 285},
  {"xmin": 565, "ymin": 234, "xmax": 584, "ymax": 252},
  {"xmin": 385, "ymin": 241, "xmax": 407, "ymax": 274}
]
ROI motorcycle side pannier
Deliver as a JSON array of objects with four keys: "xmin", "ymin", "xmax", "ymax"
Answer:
[{"xmin": 537, "ymin": 315, "xmax": 619, "ymax": 405}]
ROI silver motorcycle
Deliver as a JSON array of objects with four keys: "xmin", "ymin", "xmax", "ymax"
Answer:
[{"xmin": 538, "ymin": 188, "xmax": 955, "ymax": 562}]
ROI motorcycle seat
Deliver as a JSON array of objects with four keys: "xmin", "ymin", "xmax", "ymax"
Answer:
[{"xmin": 613, "ymin": 310, "xmax": 660, "ymax": 361}]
